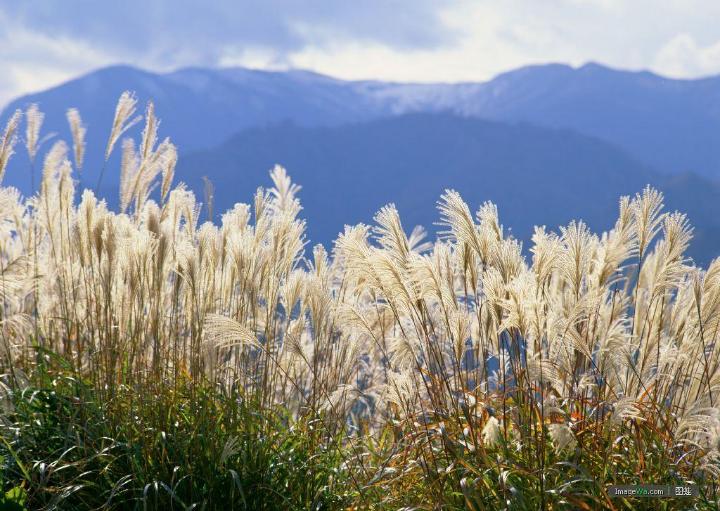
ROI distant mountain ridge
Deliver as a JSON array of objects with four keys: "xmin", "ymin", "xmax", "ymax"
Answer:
[
  {"xmin": 0, "ymin": 65, "xmax": 389, "ymax": 193},
  {"xmin": 366, "ymin": 62, "xmax": 720, "ymax": 176},
  {"xmin": 2, "ymin": 62, "xmax": 720, "ymax": 190}
]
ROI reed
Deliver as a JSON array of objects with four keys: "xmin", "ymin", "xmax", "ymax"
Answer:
[{"xmin": 0, "ymin": 93, "xmax": 718, "ymax": 510}]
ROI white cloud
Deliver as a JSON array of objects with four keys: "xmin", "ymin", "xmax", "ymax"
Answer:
[
  {"xmin": 3, "ymin": 0, "xmax": 720, "ymax": 108},
  {"xmin": 286, "ymin": 1, "xmax": 720, "ymax": 83},
  {"xmin": 284, "ymin": 2, "xmax": 603, "ymax": 83},
  {"xmin": 218, "ymin": 47, "xmax": 289, "ymax": 71},
  {"xmin": 0, "ymin": 13, "xmax": 115, "ymax": 107},
  {"xmin": 654, "ymin": 34, "xmax": 720, "ymax": 78}
]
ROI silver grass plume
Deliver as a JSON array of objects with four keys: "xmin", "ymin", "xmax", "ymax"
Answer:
[
  {"xmin": 66, "ymin": 108, "xmax": 86, "ymax": 172},
  {"xmin": 482, "ymin": 416, "xmax": 502, "ymax": 447},
  {"xmin": 203, "ymin": 314, "xmax": 260, "ymax": 350},
  {"xmin": 0, "ymin": 110, "xmax": 21, "ymax": 184},
  {"xmin": 161, "ymin": 143, "xmax": 177, "ymax": 203},
  {"xmin": 407, "ymin": 225, "xmax": 432, "ymax": 253},
  {"xmin": 119, "ymin": 138, "xmax": 138, "ymax": 213},
  {"xmin": 118, "ymin": 123, "xmax": 176, "ymax": 214},
  {"xmin": 139, "ymin": 101, "xmax": 158, "ymax": 162},
  {"xmin": 40, "ymin": 141, "xmax": 69, "ymax": 197},
  {"xmin": 437, "ymin": 189, "xmax": 482, "ymax": 257},
  {"xmin": 25, "ymin": 103, "xmax": 44, "ymax": 164},
  {"xmin": 202, "ymin": 314, "xmax": 260, "ymax": 379},
  {"xmin": 373, "ymin": 204, "xmax": 410, "ymax": 263},
  {"xmin": 633, "ymin": 186, "xmax": 665, "ymax": 261},
  {"xmin": 548, "ymin": 423, "xmax": 577, "ymax": 453},
  {"xmin": 269, "ymin": 164, "xmax": 301, "ymax": 215},
  {"xmin": 105, "ymin": 91, "xmax": 141, "ymax": 161}
]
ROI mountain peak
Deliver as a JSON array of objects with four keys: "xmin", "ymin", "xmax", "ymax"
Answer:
[
  {"xmin": 578, "ymin": 61, "xmax": 611, "ymax": 73},
  {"xmin": 492, "ymin": 62, "xmax": 575, "ymax": 81}
]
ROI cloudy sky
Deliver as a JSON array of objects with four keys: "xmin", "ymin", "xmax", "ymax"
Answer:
[{"xmin": 2, "ymin": 0, "xmax": 720, "ymax": 107}]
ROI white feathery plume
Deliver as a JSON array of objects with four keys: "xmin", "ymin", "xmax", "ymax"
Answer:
[
  {"xmin": 632, "ymin": 186, "xmax": 665, "ymax": 260},
  {"xmin": 160, "ymin": 143, "xmax": 177, "ymax": 203},
  {"xmin": 25, "ymin": 103, "xmax": 44, "ymax": 164},
  {"xmin": 269, "ymin": 164, "xmax": 301, "ymax": 214},
  {"xmin": 66, "ymin": 108, "xmax": 86, "ymax": 172},
  {"xmin": 105, "ymin": 91, "xmax": 141, "ymax": 161},
  {"xmin": 407, "ymin": 225, "xmax": 432, "ymax": 254},
  {"xmin": 548, "ymin": 423, "xmax": 577, "ymax": 453},
  {"xmin": 119, "ymin": 138, "xmax": 139, "ymax": 213},
  {"xmin": 203, "ymin": 314, "xmax": 259, "ymax": 350},
  {"xmin": 482, "ymin": 416, "xmax": 502, "ymax": 447},
  {"xmin": 40, "ymin": 141, "xmax": 69, "ymax": 194},
  {"xmin": 0, "ymin": 110, "xmax": 21, "ymax": 184},
  {"xmin": 139, "ymin": 101, "xmax": 158, "ymax": 162},
  {"xmin": 437, "ymin": 190, "xmax": 482, "ymax": 257},
  {"xmin": 373, "ymin": 204, "xmax": 410, "ymax": 262},
  {"xmin": 531, "ymin": 226, "xmax": 562, "ymax": 285},
  {"xmin": 610, "ymin": 397, "xmax": 644, "ymax": 424}
]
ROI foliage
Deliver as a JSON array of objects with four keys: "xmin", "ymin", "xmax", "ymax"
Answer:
[{"xmin": 0, "ymin": 361, "xmax": 350, "ymax": 509}]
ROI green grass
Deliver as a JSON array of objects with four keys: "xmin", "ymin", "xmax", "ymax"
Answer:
[
  {"xmin": 0, "ymin": 354, "xmax": 353, "ymax": 510},
  {"xmin": 2, "ymin": 353, "xmax": 720, "ymax": 510},
  {"xmin": 355, "ymin": 412, "xmax": 719, "ymax": 510}
]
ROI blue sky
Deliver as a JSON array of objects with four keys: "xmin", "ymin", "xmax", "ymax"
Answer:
[{"xmin": 1, "ymin": 0, "xmax": 720, "ymax": 106}]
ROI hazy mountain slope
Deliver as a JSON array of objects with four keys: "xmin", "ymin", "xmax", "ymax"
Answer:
[
  {"xmin": 365, "ymin": 63, "xmax": 720, "ymax": 176},
  {"xmin": 0, "ymin": 65, "xmax": 387, "ymax": 195},
  {"xmin": 3, "ymin": 62, "xmax": 720, "ymax": 197},
  {"xmin": 176, "ymin": 113, "xmax": 720, "ymax": 265},
  {"xmin": 413, "ymin": 63, "xmax": 720, "ymax": 177}
]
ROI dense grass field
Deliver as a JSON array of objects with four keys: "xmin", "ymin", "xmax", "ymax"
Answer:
[{"xmin": 0, "ymin": 94, "xmax": 718, "ymax": 510}]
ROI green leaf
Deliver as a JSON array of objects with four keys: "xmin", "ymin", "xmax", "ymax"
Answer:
[{"xmin": 0, "ymin": 485, "xmax": 27, "ymax": 511}]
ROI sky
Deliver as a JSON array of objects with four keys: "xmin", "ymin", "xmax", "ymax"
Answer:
[{"xmin": 2, "ymin": 0, "xmax": 720, "ymax": 107}]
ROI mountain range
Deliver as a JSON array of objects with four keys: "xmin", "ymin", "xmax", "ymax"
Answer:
[{"xmin": 2, "ymin": 62, "xmax": 720, "ymax": 263}]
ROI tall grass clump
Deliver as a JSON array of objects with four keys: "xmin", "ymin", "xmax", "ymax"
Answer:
[{"xmin": 0, "ymin": 94, "xmax": 718, "ymax": 510}]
